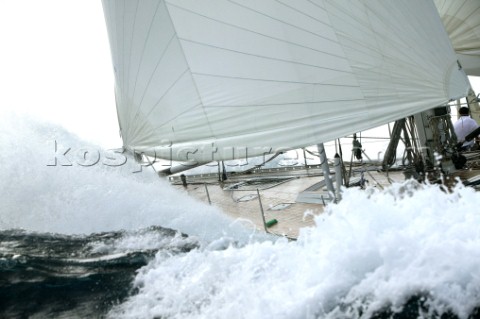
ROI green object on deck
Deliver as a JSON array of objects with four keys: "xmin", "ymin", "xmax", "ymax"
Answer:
[{"xmin": 265, "ymin": 219, "xmax": 278, "ymax": 228}]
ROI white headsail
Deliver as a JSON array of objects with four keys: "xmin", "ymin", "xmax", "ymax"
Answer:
[
  {"xmin": 102, "ymin": 0, "xmax": 470, "ymax": 163},
  {"xmin": 435, "ymin": 0, "xmax": 480, "ymax": 76}
]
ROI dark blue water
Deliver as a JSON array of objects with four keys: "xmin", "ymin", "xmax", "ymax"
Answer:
[
  {"xmin": 2, "ymin": 227, "xmax": 480, "ymax": 319},
  {"xmin": 0, "ymin": 227, "xmax": 198, "ymax": 318}
]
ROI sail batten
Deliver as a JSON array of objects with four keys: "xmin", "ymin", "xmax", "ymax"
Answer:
[{"xmin": 103, "ymin": 0, "xmax": 470, "ymax": 163}]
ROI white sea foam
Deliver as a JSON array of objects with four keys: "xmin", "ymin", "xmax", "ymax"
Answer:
[
  {"xmin": 0, "ymin": 113, "xmax": 259, "ymax": 243},
  {"xmin": 109, "ymin": 181, "xmax": 480, "ymax": 319},
  {"xmin": 3, "ymin": 114, "xmax": 480, "ymax": 318}
]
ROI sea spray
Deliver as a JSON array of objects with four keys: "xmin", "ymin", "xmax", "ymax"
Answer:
[
  {"xmin": 3, "ymin": 114, "xmax": 480, "ymax": 318},
  {"xmin": 0, "ymin": 113, "xmax": 259, "ymax": 243},
  {"xmin": 109, "ymin": 181, "xmax": 480, "ymax": 319},
  {"xmin": 0, "ymin": 113, "xmax": 268, "ymax": 318}
]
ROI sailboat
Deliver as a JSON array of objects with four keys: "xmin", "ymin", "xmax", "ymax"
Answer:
[{"xmin": 101, "ymin": 0, "xmax": 480, "ymax": 238}]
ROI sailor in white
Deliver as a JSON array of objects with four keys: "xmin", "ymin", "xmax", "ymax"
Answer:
[{"xmin": 454, "ymin": 107, "xmax": 479, "ymax": 150}]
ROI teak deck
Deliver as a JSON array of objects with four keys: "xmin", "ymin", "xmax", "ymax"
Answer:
[
  {"xmin": 170, "ymin": 166, "xmax": 408, "ymax": 239},
  {"xmin": 169, "ymin": 152, "xmax": 480, "ymax": 239}
]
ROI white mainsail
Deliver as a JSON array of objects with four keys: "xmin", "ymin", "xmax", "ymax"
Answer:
[
  {"xmin": 435, "ymin": 0, "xmax": 480, "ymax": 76},
  {"xmin": 102, "ymin": 0, "xmax": 470, "ymax": 163}
]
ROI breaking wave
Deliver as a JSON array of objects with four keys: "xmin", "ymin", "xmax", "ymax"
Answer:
[{"xmin": 2, "ymin": 113, "xmax": 480, "ymax": 318}]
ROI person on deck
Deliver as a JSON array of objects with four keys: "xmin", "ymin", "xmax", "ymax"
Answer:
[{"xmin": 454, "ymin": 107, "xmax": 479, "ymax": 151}]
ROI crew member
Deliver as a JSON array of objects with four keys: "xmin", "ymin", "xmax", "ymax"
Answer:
[{"xmin": 454, "ymin": 107, "xmax": 479, "ymax": 151}]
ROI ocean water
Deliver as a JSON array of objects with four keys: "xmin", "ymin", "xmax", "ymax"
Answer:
[
  {"xmin": 1, "ymin": 113, "xmax": 480, "ymax": 318},
  {"xmin": 0, "ymin": 226, "xmax": 197, "ymax": 318}
]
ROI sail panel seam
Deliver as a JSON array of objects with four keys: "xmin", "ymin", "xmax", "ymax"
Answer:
[
  {"xmin": 125, "ymin": 0, "xmax": 140, "ymax": 125},
  {"xmin": 129, "ymin": 0, "xmax": 162, "ymax": 126},
  {"xmin": 202, "ymin": 98, "xmax": 365, "ymax": 108},
  {"xmin": 227, "ymin": 0, "xmax": 337, "ymax": 44},
  {"xmin": 134, "ymin": 34, "xmax": 176, "ymax": 113},
  {"xmin": 178, "ymin": 37, "xmax": 352, "ymax": 74},
  {"xmin": 191, "ymin": 72, "xmax": 359, "ymax": 86},
  {"xmin": 166, "ymin": 1, "xmax": 345, "ymax": 61},
  {"xmin": 163, "ymin": 0, "xmax": 216, "ymax": 141},
  {"xmin": 137, "ymin": 68, "xmax": 190, "ymax": 125}
]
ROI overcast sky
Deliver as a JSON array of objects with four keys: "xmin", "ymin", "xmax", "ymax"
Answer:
[
  {"xmin": 0, "ymin": 0, "xmax": 120, "ymax": 147},
  {"xmin": 0, "ymin": 1, "xmax": 479, "ymax": 149}
]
